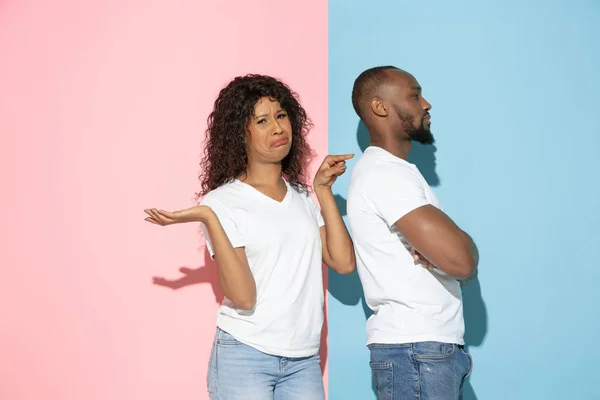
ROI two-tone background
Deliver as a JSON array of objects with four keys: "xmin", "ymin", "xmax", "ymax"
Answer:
[{"xmin": 2, "ymin": 1, "xmax": 599, "ymax": 399}]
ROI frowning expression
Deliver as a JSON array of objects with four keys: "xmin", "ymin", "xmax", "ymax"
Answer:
[{"xmin": 246, "ymin": 97, "xmax": 293, "ymax": 163}]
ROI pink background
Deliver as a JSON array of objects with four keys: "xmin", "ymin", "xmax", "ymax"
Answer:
[{"xmin": 0, "ymin": 1, "xmax": 328, "ymax": 399}]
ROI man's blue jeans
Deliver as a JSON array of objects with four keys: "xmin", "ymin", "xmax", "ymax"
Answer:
[{"xmin": 368, "ymin": 341, "xmax": 472, "ymax": 400}]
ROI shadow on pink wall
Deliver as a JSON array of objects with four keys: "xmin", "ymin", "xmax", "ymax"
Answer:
[{"xmin": 151, "ymin": 247, "xmax": 330, "ymax": 376}]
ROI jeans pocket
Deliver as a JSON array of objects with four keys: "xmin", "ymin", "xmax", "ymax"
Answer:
[
  {"xmin": 369, "ymin": 361, "xmax": 393, "ymax": 400},
  {"xmin": 459, "ymin": 347, "xmax": 473, "ymax": 381},
  {"xmin": 413, "ymin": 342, "xmax": 457, "ymax": 360},
  {"xmin": 216, "ymin": 329, "xmax": 242, "ymax": 346}
]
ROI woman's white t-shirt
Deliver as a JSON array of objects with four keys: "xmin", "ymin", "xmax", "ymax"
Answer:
[{"xmin": 200, "ymin": 179, "xmax": 325, "ymax": 358}]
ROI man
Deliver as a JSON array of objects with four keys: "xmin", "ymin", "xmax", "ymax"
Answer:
[{"xmin": 347, "ymin": 66, "xmax": 478, "ymax": 400}]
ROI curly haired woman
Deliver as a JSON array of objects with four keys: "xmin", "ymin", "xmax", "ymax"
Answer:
[{"xmin": 144, "ymin": 74, "xmax": 355, "ymax": 399}]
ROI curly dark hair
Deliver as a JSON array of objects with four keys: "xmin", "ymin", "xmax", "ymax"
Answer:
[{"xmin": 198, "ymin": 74, "xmax": 313, "ymax": 197}]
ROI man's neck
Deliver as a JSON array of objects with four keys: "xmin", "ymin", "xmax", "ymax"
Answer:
[{"xmin": 369, "ymin": 136, "xmax": 412, "ymax": 160}]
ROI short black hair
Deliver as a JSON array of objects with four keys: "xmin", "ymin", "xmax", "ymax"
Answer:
[{"xmin": 351, "ymin": 66, "xmax": 400, "ymax": 119}]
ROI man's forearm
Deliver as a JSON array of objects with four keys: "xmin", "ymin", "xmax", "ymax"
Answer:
[
  {"xmin": 459, "ymin": 231, "xmax": 479, "ymax": 268},
  {"xmin": 455, "ymin": 230, "xmax": 478, "ymax": 284}
]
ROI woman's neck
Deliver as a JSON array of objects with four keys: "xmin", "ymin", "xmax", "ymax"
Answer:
[{"xmin": 240, "ymin": 161, "xmax": 284, "ymax": 188}]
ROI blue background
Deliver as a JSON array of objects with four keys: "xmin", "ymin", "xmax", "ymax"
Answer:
[{"xmin": 327, "ymin": 1, "xmax": 600, "ymax": 399}]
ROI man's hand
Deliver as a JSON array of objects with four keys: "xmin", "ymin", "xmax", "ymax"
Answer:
[{"xmin": 412, "ymin": 248, "xmax": 435, "ymax": 271}]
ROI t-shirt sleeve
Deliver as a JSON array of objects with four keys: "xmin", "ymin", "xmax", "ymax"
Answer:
[
  {"xmin": 306, "ymin": 193, "xmax": 325, "ymax": 228},
  {"xmin": 366, "ymin": 163, "xmax": 430, "ymax": 228},
  {"xmin": 199, "ymin": 196, "xmax": 244, "ymax": 257}
]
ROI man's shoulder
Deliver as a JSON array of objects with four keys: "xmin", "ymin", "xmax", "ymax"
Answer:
[{"xmin": 352, "ymin": 152, "xmax": 419, "ymax": 189}]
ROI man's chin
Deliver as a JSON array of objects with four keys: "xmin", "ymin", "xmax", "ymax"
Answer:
[
  {"xmin": 411, "ymin": 132, "xmax": 435, "ymax": 145},
  {"xmin": 421, "ymin": 135, "xmax": 435, "ymax": 145}
]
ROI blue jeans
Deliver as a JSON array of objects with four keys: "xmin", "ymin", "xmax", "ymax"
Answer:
[
  {"xmin": 207, "ymin": 328, "xmax": 325, "ymax": 400},
  {"xmin": 368, "ymin": 342, "xmax": 472, "ymax": 400}
]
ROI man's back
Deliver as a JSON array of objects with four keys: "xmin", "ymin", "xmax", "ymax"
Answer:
[{"xmin": 347, "ymin": 146, "xmax": 465, "ymax": 345}]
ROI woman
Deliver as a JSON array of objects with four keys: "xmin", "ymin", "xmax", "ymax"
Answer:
[{"xmin": 144, "ymin": 74, "xmax": 355, "ymax": 399}]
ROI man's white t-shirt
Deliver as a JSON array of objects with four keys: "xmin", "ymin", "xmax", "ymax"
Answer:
[
  {"xmin": 347, "ymin": 146, "xmax": 465, "ymax": 346},
  {"xmin": 200, "ymin": 179, "xmax": 325, "ymax": 358}
]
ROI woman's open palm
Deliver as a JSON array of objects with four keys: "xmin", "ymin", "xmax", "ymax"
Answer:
[{"xmin": 143, "ymin": 205, "xmax": 212, "ymax": 226}]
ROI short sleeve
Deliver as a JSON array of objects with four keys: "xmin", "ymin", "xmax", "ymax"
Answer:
[
  {"xmin": 365, "ymin": 163, "xmax": 429, "ymax": 228},
  {"xmin": 199, "ymin": 196, "xmax": 244, "ymax": 257},
  {"xmin": 305, "ymin": 194, "xmax": 325, "ymax": 228}
]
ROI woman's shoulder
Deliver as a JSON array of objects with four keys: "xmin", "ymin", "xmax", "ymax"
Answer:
[
  {"xmin": 285, "ymin": 179, "xmax": 311, "ymax": 197},
  {"xmin": 287, "ymin": 182, "xmax": 319, "ymax": 209},
  {"xmin": 200, "ymin": 180, "xmax": 243, "ymax": 205}
]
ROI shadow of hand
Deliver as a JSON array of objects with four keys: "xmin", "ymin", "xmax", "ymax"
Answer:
[
  {"xmin": 153, "ymin": 267, "xmax": 206, "ymax": 289},
  {"xmin": 152, "ymin": 248, "xmax": 224, "ymax": 303}
]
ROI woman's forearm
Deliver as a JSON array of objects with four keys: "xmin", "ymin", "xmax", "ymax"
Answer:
[
  {"xmin": 203, "ymin": 212, "xmax": 256, "ymax": 310},
  {"xmin": 315, "ymin": 187, "xmax": 356, "ymax": 274}
]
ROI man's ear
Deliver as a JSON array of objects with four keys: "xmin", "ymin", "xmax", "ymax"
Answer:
[{"xmin": 371, "ymin": 98, "xmax": 388, "ymax": 117}]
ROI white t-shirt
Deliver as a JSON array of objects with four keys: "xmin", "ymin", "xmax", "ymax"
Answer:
[
  {"xmin": 347, "ymin": 146, "xmax": 465, "ymax": 346},
  {"xmin": 199, "ymin": 179, "xmax": 325, "ymax": 358}
]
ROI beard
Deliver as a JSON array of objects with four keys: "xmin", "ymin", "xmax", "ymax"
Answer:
[{"xmin": 398, "ymin": 110, "xmax": 435, "ymax": 145}]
